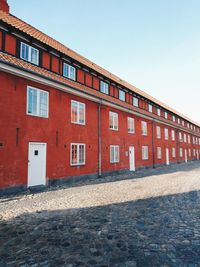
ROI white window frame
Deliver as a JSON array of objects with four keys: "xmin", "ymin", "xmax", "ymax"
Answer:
[
  {"xmin": 172, "ymin": 147, "xmax": 176, "ymax": 158},
  {"xmin": 128, "ymin": 117, "xmax": 135, "ymax": 134},
  {"xmin": 70, "ymin": 143, "xmax": 86, "ymax": 166},
  {"xmin": 71, "ymin": 100, "xmax": 85, "ymax": 125},
  {"xmin": 164, "ymin": 128, "xmax": 169, "ymax": 140},
  {"xmin": 133, "ymin": 97, "xmax": 139, "ymax": 107},
  {"xmin": 171, "ymin": 130, "xmax": 175, "ymax": 141},
  {"xmin": 164, "ymin": 112, "xmax": 168, "ymax": 119},
  {"xmin": 179, "ymin": 132, "xmax": 183, "ymax": 142},
  {"xmin": 148, "ymin": 104, "xmax": 153, "ymax": 113},
  {"xmin": 100, "ymin": 81, "xmax": 109, "ymax": 95},
  {"xmin": 157, "ymin": 108, "xmax": 161, "ymax": 116},
  {"xmin": 142, "ymin": 146, "xmax": 148, "ymax": 160},
  {"xmin": 20, "ymin": 42, "xmax": 39, "ymax": 65},
  {"xmin": 119, "ymin": 90, "xmax": 125, "ymax": 101},
  {"xmin": 188, "ymin": 135, "xmax": 191, "ymax": 144},
  {"xmin": 183, "ymin": 133, "xmax": 187, "ymax": 143},
  {"xmin": 157, "ymin": 147, "xmax": 162, "ymax": 159},
  {"xmin": 141, "ymin": 121, "xmax": 147, "ymax": 136},
  {"xmin": 156, "ymin": 126, "xmax": 161, "ymax": 139},
  {"xmin": 179, "ymin": 148, "xmax": 183, "ymax": 157},
  {"xmin": 172, "ymin": 115, "xmax": 176, "ymax": 122},
  {"xmin": 109, "ymin": 111, "xmax": 118, "ymax": 131},
  {"xmin": 26, "ymin": 86, "xmax": 49, "ymax": 118},
  {"xmin": 182, "ymin": 120, "xmax": 185, "ymax": 126},
  {"xmin": 63, "ymin": 63, "xmax": 76, "ymax": 80},
  {"xmin": 178, "ymin": 118, "xmax": 180, "ymax": 124},
  {"xmin": 189, "ymin": 148, "xmax": 191, "ymax": 157},
  {"xmin": 110, "ymin": 145, "xmax": 120, "ymax": 163}
]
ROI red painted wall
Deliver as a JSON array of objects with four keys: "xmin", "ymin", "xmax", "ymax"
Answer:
[
  {"xmin": 51, "ymin": 56, "xmax": 59, "ymax": 73},
  {"xmin": 42, "ymin": 51, "xmax": 50, "ymax": 69},
  {"xmin": 5, "ymin": 33, "xmax": 16, "ymax": 55}
]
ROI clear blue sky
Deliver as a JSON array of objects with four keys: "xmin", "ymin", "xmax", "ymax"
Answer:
[{"xmin": 9, "ymin": 0, "xmax": 200, "ymax": 123}]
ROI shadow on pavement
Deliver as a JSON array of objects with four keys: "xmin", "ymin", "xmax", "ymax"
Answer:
[{"xmin": 1, "ymin": 189, "xmax": 200, "ymax": 266}]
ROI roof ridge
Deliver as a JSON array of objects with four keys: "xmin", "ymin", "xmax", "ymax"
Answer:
[{"xmin": 0, "ymin": 10, "xmax": 199, "ymax": 126}]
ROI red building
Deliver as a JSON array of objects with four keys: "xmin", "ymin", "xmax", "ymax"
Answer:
[{"xmin": 0, "ymin": 0, "xmax": 200, "ymax": 194}]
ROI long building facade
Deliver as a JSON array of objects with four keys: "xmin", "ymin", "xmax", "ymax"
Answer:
[{"xmin": 0, "ymin": 0, "xmax": 200, "ymax": 194}]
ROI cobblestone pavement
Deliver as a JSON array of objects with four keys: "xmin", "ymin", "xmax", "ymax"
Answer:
[{"xmin": 1, "ymin": 161, "xmax": 200, "ymax": 267}]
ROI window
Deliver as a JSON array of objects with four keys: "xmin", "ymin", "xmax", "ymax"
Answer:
[
  {"xmin": 172, "ymin": 147, "xmax": 176, "ymax": 158},
  {"xmin": 189, "ymin": 149, "xmax": 191, "ymax": 157},
  {"xmin": 164, "ymin": 128, "xmax": 169, "ymax": 140},
  {"xmin": 128, "ymin": 117, "xmax": 135, "ymax": 133},
  {"xmin": 142, "ymin": 146, "xmax": 148, "ymax": 160},
  {"xmin": 182, "ymin": 120, "xmax": 185, "ymax": 126},
  {"xmin": 171, "ymin": 130, "xmax": 175, "ymax": 141},
  {"xmin": 20, "ymin": 42, "xmax": 39, "ymax": 65},
  {"xmin": 172, "ymin": 115, "xmax": 176, "ymax": 122},
  {"xmin": 100, "ymin": 81, "xmax": 109, "ymax": 94},
  {"xmin": 178, "ymin": 118, "xmax": 180, "ymax": 124},
  {"xmin": 71, "ymin": 100, "xmax": 85, "ymax": 125},
  {"xmin": 119, "ymin": 90, "xmax": 125, "ymax": 101},
  {"xmin": 157, "ymin": 147, "xmax": 162, "ymax": 159},
  {"xmin": 179, "ymin": 132, "xmax": 183, "ymax": 142},
  {"xmin": 187, "ymin": 123, "xmax": 190, "ymax": 128},
  {"xmin": 164, "ymin": 112, "xmax": 168, "ymax": 119},
  {"xmin": 183, "ymin": 134, "xmax": 187, "ymax": 143},
  {"xmin": 63, "ymin": 63, "xmax": 76, "ymax": 80},
  {"xmin": 70, "ymin": 143, "xmax": 85, "ymax": 165},
  {"xmin": 193, "ymin": 149, "xmax": 196, "ymax": 157},
  {"xmin": 109, "ymin": 111, "xmax": 118, "ymax": 130},
  {"xmin": 27, "ymin": 86, "xmax": 49, "ymax": 118},
  {"xmin": 188, "ymin": 135, "xmax": 191, "ymax": 144},
  {"xmin": 157, "ymin": 108, "xmax": 161, "ymax": 116},
  {"xmin": 179, "ymin": 148, "xmax": 183, "ymax": 157},
  {"xmin": 148, "ymin": 104, "xmax": 153, "ymax": 113},
  {"xmin": 133, "ymin": 97, "xmax": 139, "ymax": 107},
  {"xmin": 193, "ymin": 136, "xmax": 195, "ymax": 144},
  {"xmin": 141, "ymin": 121, "xmax": 147, "ymax": 136},
  {"xmin": 156, "ymin": 126, "xmax": 161, "ymax": 139},
  {"xmin": 110, "ymin": 145, "xmax": 119, "ymax": 163}
]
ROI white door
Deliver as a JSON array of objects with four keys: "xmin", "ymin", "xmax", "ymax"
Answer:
[
  {"xmin": 184, "ymin": 149, "xmax": 188, "ymax": 163},
  {"xmin": 28, "ymin": 142, "xmax": 47, "ymax": 187},
  {"xmin": 166, "ymin": 148, "xmax": 169, "ymax": 165},
  {"xmin": 129, "ymin": 146, "xmax": 135, "ymax": 171}
]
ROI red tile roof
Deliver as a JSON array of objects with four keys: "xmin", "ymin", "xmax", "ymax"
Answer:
[{"xmin": 0, "ymin": 10, "xmax": 199, "ymax": 127}]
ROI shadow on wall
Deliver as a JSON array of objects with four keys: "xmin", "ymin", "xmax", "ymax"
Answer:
[{"xmin": 1, "ymin": 190, "xmax": 200, "ymax": 266}]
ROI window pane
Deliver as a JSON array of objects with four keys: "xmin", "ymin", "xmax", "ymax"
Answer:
[
  {"xmin": 28, "ymin": 88, "xmax": 37, "ymax": 114},
  {"xmin": 71, "ymin": 145, "xmax": 78, "ymax": 165},
  {"xmin": 31, "ymin": 48, "xmax": 39, "ymax": 65},
  {"xmin": 21, "ymin": 43, "xmax": 29, "ymax": 60},
  {"xmin": 70, "ymin": 66, "xmax": 76, "ymax": 80},
  {"xmin": 39, "ymin": 91, "xmax": 48, "ymax": 117},
  {"xmin": 79, "ymin": 103, "xmax": 85, "ymax": 124},
  {"xmin": 63, "ymin": 63, "xmax": 69, "ymax": 77},
  {"xmin": 79, "ymin": 145, "xmax": 85, "ymax": 164},
  {"xmin": 71, "ymin": 101, "xmax": 78, "ymax": 123}
]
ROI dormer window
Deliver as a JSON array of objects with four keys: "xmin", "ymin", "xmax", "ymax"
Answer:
[
  {"xmin": 100, "ymin": 81, "xmax": 109, "ymax": 95},
  {"xmin": 63, "ymin": 63, "xmax": 76, "ymax": 80},
  {"xmin": 148, "ymin": 104, "xmax": 153, "ymax": 113},
  {"xmin": 164, "ymin": 112, "xmax": 168, "ymax": 119},
  {"xmin": 157, "ymin": 108, "xmax": 161, "ymax": 116},
  {"xmin": 20, "ymin": 42, "xmax": 39, "ymax": 65},
  {"xmin": 133, "ymin": 97, "xmax": 139, "ymax": 107},
  {"xmin": 119, "ymin": 90, "xmax": 125, "ymax": 101}
]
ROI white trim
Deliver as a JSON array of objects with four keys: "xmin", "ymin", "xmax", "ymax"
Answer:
[
  {"xmin": 0, "ymin": 62, "xmax": 200, "ymax": 135},
  {"xmin": 70, "ymin": 143, "xmax": 86, "ymax": 166},
  {"xmin": 20, "ymin": 42, "xmax": 39, "ymax": 65},
  {"xmin": 71, "ymin": 100, "xmax": 86, "ymax": 125},
  {"xmin": 110, "ymin": 145, "xmax": 120, "ymax": 163},
  {"xmin": 26, "ymin": 86, "xmax": 49, "ymax": 118},
  {"xmin": 109, "ymin": 111, "xmax": 118, "ymax": 131}
]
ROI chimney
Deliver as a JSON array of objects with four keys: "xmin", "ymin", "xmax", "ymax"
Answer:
[{"xmin": 0, "ymin": 0, "xmax": 9, "ymax": 13}]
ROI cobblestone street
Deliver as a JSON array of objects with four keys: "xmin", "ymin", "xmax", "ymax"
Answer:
[{"xmin": 1, "ymin": 162, "xmax": 200, "ymax": 266}]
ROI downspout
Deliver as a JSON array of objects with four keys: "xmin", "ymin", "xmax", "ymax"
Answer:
[
  {"xmin": 176, "ymin": 129, "xmax": 179, "ymax": 163},
  {"xmin": 98, "ymin": 102, "xmax": 102, "ymax": 177},
  {"xmin": 152, "ymin": 120, "xmax": 155, "ymax": 168}
]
